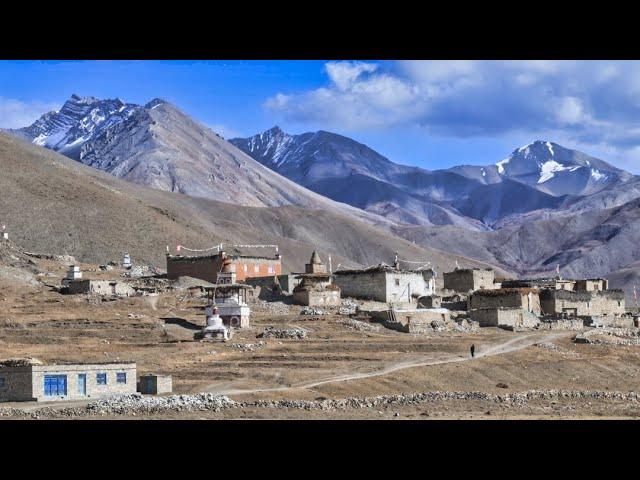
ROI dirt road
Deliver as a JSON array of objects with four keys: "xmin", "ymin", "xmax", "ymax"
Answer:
[{"xmin": 205, "ymin": 331, "xmax": 568, "ymax": 397}]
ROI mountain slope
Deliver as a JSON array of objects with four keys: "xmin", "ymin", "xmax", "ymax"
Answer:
[
  {"xmin": 0, "ymin": 132, "xmax": 499, "ymax": 276},
  {"xmin": 393, "ymin": 197, "xmax": 640, "ymax": 301},
  {"xmin": 232, "ymin": 129, "xmax": 637, "ymax": 229},
  {"xmin": 231, "ymin": 127, "xmax": 492, "ymax": 230},
  {"xmin": 8, "ymin": 96, "xmax": 390, "ymax": 230}
]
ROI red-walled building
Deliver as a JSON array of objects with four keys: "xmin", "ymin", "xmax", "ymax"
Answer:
[{"xmin": 166, "ymin": 250, "xmax": 282, "ymax": 284}]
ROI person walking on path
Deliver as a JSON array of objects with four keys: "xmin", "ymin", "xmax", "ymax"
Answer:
[{"xmin": 470, "ymin": 344, "xmax": 476, "ymax": 358}]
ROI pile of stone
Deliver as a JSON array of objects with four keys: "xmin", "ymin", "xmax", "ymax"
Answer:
[
  {"xmin": 82, "ymin": 393, "xmax": 236, "ymax": 416},
  {"xmin": 254, "ymin": 301, "xmax": 291, "ymax": 316},
  {"xmin": 257, "ymin": 326, "xmax": 308, "ymax": 340},
  {"xmin": 122, "ymin": 265, "xmax": 151, "ymax": 278},
  {"xmin": 574, "ymin": 327, "xmax": 640, "ymax": 346},
  {"xmin": 337, "ymin": 318, "xmax": 380, "ymax": 332},
  {"xmin": 300, "ymin": 306, "xmax": 326, "ymax": 315},
  {"xmin": 338, "ymin": 299, "xmax": 359, "ymax": 316},
  {"xmin": 419, "ymin": 318, "xmax": 479, "ymax": 334},
  {"xmin": 227, "ymin": 341, "xmax": 266, "ymax": 352}
]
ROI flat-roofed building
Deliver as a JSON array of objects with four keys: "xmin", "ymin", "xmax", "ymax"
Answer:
[
  {"xmin": 333, "ymin": 264, "xmax": 435, "ymax": 304},
  {"xmin": 166, "ymin": 250, "xmax": 281, "ymax": 284},
  {"xmin": 443, "ymin": 268, "xmax": 495, "ymax": 293},
  {"xmin": 0, "ymin": 360, "xmax": 136, "ymax": 402}
]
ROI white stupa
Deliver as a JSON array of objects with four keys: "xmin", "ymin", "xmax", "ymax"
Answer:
[{"xmin": 196, "ymin": 305, "xmax": 230, "ymax": 341}]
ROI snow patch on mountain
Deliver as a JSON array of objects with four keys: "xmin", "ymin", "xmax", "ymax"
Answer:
[
  {"xmin": 546, "ymin": 141, "xmax": 555, "ymax": 157},
  {"xmin": 537, "ymin": 160, "xmax": 579, "ymax": 184},
  {"xmin": 496, "ymin": 157, "xmax": 510, "ymax": 174}
]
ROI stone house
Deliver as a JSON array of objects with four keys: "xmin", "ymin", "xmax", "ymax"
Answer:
[
  {"xmin": 469, "ymin": 288, "xmax": 541, "ymax": 314},
  {"xmin": 443, "ymin": 268, "xmax": 495, "ymax": 293},
  {"xmin": 292, "ymin": 251, "xmax": 341, "ymax": 307},
  {"xmin": 0, "ymin": 360, "xmax": 136, "ymax": 402},
  {"xmin": 333, "ymin": 264, "xmax": 436, "ymax": 303},
  {"xmin": 64, "ymin": 279, "xmax": 136, "ymax": 296},
  {"xmin": 166, "ymin": 250, "xmax": 281, "ymax": 284},
  {"xmin": 539, "ymin": 289, "xmax": 625, "ymax": 317},
  {"xmin": 469, "ymin": 288, "xmax": 541, "ymax": 329}
]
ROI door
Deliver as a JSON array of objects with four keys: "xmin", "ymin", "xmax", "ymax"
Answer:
[
  {"xmin": 44, "ymin": 375, "xmax": 67, "ymax": 397},
  {"xmin": 77, "ymin": 374, "xmax": 87, "ymax": 395}
]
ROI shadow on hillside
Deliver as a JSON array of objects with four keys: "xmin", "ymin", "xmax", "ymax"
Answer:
[{"xmin": 161, "ymin": 317, "xmax": 201, "ymax": 331}]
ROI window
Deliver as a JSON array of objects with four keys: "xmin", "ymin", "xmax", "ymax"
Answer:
[
  {"xmin": 268, "ymin": 266, "xmax": 275, "ymax": 274},
  {"xmin": 97, "ymin": 373, "xmax": 107, "ymax": 385},
  {"xmin": 243, "ymin": 264, "xmax": 248, "ymax": 272},
  {"xmin": 0, "ymin": 377, "xmax": 5, "ymax": 388},
  {"xmin": 117, "ymin": 372, "xmax": 127, "ymax": 384},
  {"xmin": 44, "ymin": 375, "xmax": 67, "ymax": 396},
  {"xmin": 254, "ymin": 265, "xmax": 259, "ymax": 273},
  {"xmin": 395, "ymin": 279, "xmax": 400, "ymax": 286}
]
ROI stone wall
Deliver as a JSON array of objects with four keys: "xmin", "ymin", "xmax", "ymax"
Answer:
[
  {"xmin": 384, "ymin": 272, "xmax": 434, "ymax": 302},
  {"xmin": 138, "ymin": 375, "xmax": 172, "ymax": 395},
  {"xmin": 0, "ymin": 367, "xmax": 35, "ymax": 402},
  {"xmin": 67, "ymin": 280, "xmax": 136, "ymax": 296},
  {"xmin": 293, "ymin": 289, "xmax": 341, "ymax": 307},
  {"xmin": 418, "ymin": 295, "xmax": 442, "ymax": 308},
  {"xmin": 333, "ymin": 272, "xmax": 387, "ymax": 302},
  {"xmin": 470, "ymin": 308, "xmax": 540, "ymax": 328},
  {"xmin": 370, "ymin": 308, "xmax": 450, "ymax": 333}
]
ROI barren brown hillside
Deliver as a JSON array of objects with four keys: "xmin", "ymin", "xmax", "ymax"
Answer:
[{"xmin": 0, "ymin": 133, "xmax": 500, "ymax": 275}]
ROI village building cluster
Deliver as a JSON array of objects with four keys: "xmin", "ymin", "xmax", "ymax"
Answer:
[{"xmin": 1, "ymin": 227, "xmax": 636, "ymax": 405}]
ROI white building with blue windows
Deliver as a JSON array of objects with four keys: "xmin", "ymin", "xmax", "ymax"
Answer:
[{"xmin": 0, "ymin": 360, "xmax": 136, "ymax": 402}]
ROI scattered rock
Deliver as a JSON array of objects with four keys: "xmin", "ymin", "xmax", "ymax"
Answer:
[
  {"xmin": 337, "ymin": 318, "xmax": 380, "ymax": 332},
  {"xmin": 300, "ymin": 306, "xmax": 325, "ymax": 316},
  {"xmin": 257, "ymin": 326, "xmax": 308, "ymax": 340},
  {"xmin": 227, "ymin": 341, "xmax": 266, "ymax": 352}
]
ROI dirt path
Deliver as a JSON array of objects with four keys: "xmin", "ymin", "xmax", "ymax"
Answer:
[{"xmin": 204, "ymin": 331, "xmax": 568, "ymax": 397}]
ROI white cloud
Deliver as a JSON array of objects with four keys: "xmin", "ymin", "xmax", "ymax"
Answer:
[
  {"xmin": 263, "ymin": 60, "xmax": 640, "ymax": 164},
  {"xmin": 0, "ymin": 97, "xmax": 59, "ymax": 129},
  {"xmin": 554, "ymin": 96, "xmax": 587, "ymax": 125},
  {"xmin": 325, "ymin": 61, "xmax": 378, "ymax": 91}
]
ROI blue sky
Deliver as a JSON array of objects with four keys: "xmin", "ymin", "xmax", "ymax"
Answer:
[{"xmin": 1, "ymin": 60, "xmax": 640, "ymax": 172}]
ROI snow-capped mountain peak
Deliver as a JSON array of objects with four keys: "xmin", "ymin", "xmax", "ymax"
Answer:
[
  {"xmin": 490, "ymin": 139, "xmax": 627, "ymax": 195},
  {"xmin": 11, "ymin": 94, "xmax": 140, "ymax": 160}
]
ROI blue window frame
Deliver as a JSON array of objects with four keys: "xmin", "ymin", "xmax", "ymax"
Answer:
[
  {"xmin": 97, "ymin": 373, "xmax": 107, "ymax": 385},
  {"xmin": 44, "ymin": 375, "xmax": 67, "ymax": 396},
  {"xmin": 116, "ymin": 372, "xmax": 127, "ymax": 384},
  {"xmin": 0, "ymin": 377, "xmax": 5, "ymax": 387}
]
